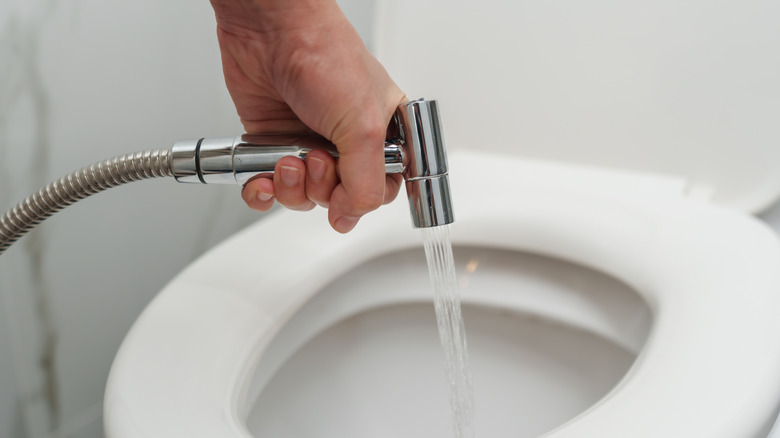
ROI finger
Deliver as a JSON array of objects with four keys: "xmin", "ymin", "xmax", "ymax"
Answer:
[
  {"xmin": 242, "ymin": 177, "xmax": 276, "ymax": 212},
  {"xmin": 327, "ymin": 128, "xmax": 387, "ymax": 232},
  {"xmin": 274, "ymin": 156, "xmax": 316, "ymax": 211},
  {"xmin": 305, "ymin": 149, "xmax": 338, "ymax": 208},
  {"xmin": 384, "ymin": 174, "xmax": 403, "ymax": 205},
  {"xmin": 327, "ymin": 185, "xmax": 361, "ymax": 233}
]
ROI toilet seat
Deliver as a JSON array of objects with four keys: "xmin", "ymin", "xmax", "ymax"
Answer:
[
  {"xmin": 107, "ymin": 1, "xmax": 780, "ymax": 434},
  {"xmin": 105, "ymin": 151, "xmax": 780, "ymax": 437}
]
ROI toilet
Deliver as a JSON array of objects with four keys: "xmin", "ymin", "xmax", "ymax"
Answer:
[{"xmin": 104, "ymin": 1, "xmax": 780, "ymax": 437}]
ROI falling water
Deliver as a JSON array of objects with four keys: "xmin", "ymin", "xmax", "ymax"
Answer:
[{"xmin": 421, "ymin": 225, "xmax": 476, "ymax": 438}]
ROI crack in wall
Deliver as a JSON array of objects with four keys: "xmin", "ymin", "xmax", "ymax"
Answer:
[{"xmin": 1, "ymin": 2, "xmax": 61, "ymax": 435}]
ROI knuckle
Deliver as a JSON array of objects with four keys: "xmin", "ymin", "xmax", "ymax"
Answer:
[
  {"xmin": 351, "ymin": 191, "xmax": 384, "ymax": 214},
  {"xmin": 357, "ymin": 119, "xmax": 388, "ymax": 145}
]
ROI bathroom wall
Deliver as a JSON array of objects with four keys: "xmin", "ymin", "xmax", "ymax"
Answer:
[
  {"xmin": 3, "ymin": 1, "xmax": 778, "ymax": 438},
  {"xmin": 0, "ymin": 1, "xmax": 375, "ymax": 437}
]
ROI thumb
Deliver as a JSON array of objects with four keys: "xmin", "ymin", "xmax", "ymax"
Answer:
[{"xmin": 327, "ymin": 122, "xmax": 388, "ymax": 233}]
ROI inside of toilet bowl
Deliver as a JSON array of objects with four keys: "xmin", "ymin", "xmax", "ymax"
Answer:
[{"xmin": 245, "ymin": 246, "xmax": 652, "ymax": 437}]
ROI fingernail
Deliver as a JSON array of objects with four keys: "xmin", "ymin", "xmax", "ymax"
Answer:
[
  {"xmin": 280, "ymin": 166, "xmax": 300, "ymax": 187},
  {"xmin": 334, "ymin": 215, "xmax": 360, "ymax": 233},
  {"xmin": 257, "ymin": 191, "xmax": 273, "ymax": 202},
  {"xmin": 308, "ymin": 157, "xmax": 326, "ymax": 181}
]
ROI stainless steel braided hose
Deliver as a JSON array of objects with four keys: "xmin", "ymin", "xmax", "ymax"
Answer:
[{"xmin": 0, "ymin": 149, "xmax": 172, "ymax": 255}]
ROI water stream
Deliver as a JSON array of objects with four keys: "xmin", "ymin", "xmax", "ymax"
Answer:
[{"xmin": 421, "ymin": 225, "xmax": 476, "ymax": 438}]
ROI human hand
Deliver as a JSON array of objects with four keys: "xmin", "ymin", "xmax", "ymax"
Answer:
[{"xmin": 210, "ymin": 0, "xmax": 406, "ymax": 233}]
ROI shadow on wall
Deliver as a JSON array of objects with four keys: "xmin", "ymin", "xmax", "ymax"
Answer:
[
  {"xmin": 759, "ymin": 201, "xmax": 780, "ymax": 235},
  {"xmin": 0, "ymin": 0, "xmax": 379, "ymax": 436},
  {"xmin": 1, "ymin": 3, "xmax": 60, "ymax": 436},
  {"xmin": 0, "ymin": 0, "xmax": 265, "ymax": 437}
]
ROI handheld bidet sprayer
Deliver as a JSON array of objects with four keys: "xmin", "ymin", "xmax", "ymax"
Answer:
[{"xmin": 0, "ymin": 99, "xmax": 454, "ymax": 255}]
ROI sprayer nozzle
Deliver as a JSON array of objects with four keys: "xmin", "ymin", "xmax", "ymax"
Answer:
[{"xmin": 394, "ymin": 99, "xmax": 455, "ymax": 228}]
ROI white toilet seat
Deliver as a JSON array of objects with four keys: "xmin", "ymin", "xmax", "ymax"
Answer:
[{"xmin": 105, "ymin": 151, "xmax": 780, "ymax": 437}]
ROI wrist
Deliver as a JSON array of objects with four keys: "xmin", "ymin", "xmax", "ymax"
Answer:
[{"xmin": 210, "ymin": 0, "xmax": 341, "ymax": 35}]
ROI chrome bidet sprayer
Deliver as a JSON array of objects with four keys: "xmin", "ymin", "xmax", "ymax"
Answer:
[
  {"xmin": 0, "ymin": 99, "xmax": 453, "ymax": 255},
  {"xmin": 170, "ymin": 98, "xmax": 454, "ymax": 228}
]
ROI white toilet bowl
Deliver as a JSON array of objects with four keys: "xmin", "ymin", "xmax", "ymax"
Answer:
[
  {"xmin": 106, "ymin": 1, "xmax": 780, "ymax": 436},
  {"xmin": 105, "ymin": 151, "xmax": 780, "ymax": 438}
]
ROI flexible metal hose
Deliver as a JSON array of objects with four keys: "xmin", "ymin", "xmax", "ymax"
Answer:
[
  {"xmin": 0, "ymin": 149, "xmax": 172, "ymax": 255},
  {"xmin": 1, "ymin": 99, "xmax": 450, "ymax": 255}
]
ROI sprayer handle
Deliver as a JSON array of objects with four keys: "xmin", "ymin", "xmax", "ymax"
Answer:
[{"xmin": 171, "ymin": 134, "xmax": 405, "ymax": 185}]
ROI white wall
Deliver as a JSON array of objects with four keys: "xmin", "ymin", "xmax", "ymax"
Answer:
[
  {"xmin": 0, "ymin": 294, "xmax": 22, "ymax": 436},
  {"xmin": 1, "ymin": 1, "xmax": 306, "ymax": 437},
  {"xmin": 4, "ymin": 1, "xmax": 777, "ymax": 438},
  {"xmin": 0, "ymin": 1, "xmax": 377, "ymax": 436}
]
